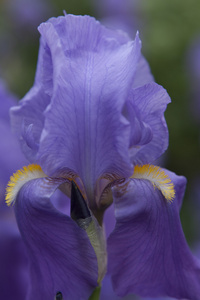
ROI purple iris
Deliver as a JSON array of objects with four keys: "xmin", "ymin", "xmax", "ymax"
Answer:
[
  {"xmin": 0, "ymin": 81, "xmax": 28, "ymax": 299},
  {"xmin": 7, "ymin": 14, "xmax": 200, "ymax": 299}
]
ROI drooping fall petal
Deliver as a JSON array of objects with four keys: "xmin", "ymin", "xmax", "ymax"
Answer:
[
  {"xmin": 14, "ymin": 176, "xmax": 98, "ymax": 300},
  {"xmin": 108, "ymin": 171, "xmax": 200, "ymax": 299}
]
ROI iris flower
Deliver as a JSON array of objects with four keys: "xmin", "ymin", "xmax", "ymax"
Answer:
[{"xmin": 6, "ymin": 14, "xmax": 200, "ymax": 300}]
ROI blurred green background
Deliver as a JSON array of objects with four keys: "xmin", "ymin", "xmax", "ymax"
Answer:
[{"xmin": 0, "ymin": 0, "xmax": 200, "ymax": 245}]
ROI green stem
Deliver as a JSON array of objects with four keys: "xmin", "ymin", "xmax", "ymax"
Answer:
[{"xmin": 88, "ymin": 286, "xmax": 101, "ymax": 300}]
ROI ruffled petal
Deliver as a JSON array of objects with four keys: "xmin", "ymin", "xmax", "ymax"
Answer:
[
  {"xmin": 36, "ymin": 15, "xmax": 141, "ymax": 199},
  {"xmin": 14, "ymin": 177, "xmax": 98, "ymax": 300},
  {"xmin": 10, "ymin": 36, "xmax": 53, "ymax": 162},
  {"xmin": 125, "ymin": 82, "xmax": 170, "ymax": 164},
  {"xmin": 107, "ymin": 171, "xmax": 200, "ymax": 299}
]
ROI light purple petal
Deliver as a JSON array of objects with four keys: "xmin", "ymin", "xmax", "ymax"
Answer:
[
  {"xmin": 0, "ymin": 121, "xmax": 27, "ymax": 203},
  {"xmin": 0, "ymin": 220, "xmax": 28, "ymax": 300},
  {"xmin": 10, "ymin": 15, "xmax": 156, "ymax": 206},
  {"xmin": 36, "ymin": 15, "xmax": 141, "ymax": 199},
  {"xmin": 0, "ymin": 80, "xmax": 18, "ymax": 121},
  {"xmin": 125, "ymin": 83, "xmax": 170, "ymax": 164},
  {"xmin": 14, "ymin": 177, "xmax": 98, "ymax": 300},
  {"xmin": 0, "ymin": 81, "xmax": 27, "ymax": 208},
  {"xmin": 132, "ymin": 55, "xmax": 154, "ymax": 89},
  {"xmin": 10, "ymin": 39, "xmax": 51, "ymax": 162},
  {"xmin": 107, "ymin": 171, "xmax": 200, "ymax": 299}
]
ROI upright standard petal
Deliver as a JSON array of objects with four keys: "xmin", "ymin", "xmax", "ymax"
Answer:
[
  {"xmin": 132, "ymin": 55, "xmax": 154, "ymax": 89},
  {"xmin": 36, "ymin": 15, "xmax": 141, "ymax": 199},
  {"xmin": 107, "ymin": 171, "xmax": 200, "ymax": 299},
  {"xmin": 10, "ymin": 15, "xmax": 145, "ymax": 205},
  {"xmin": 125, "ymin": 83, "xmax": 170, "ymax": 164},
  {"xmin": 14, "ymin": 177, "xmax": 98, "ymax": 300},
  {"xmin": 10, "ymin": 38, "xmax": 52, "ymax": 162}
]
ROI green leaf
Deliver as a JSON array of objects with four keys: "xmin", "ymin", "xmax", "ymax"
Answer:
[{"xmin": 88, "ymin": 286, "xmax": 101, "ymax": 300}]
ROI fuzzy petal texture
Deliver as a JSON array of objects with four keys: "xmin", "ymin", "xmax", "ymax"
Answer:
[
  {"xmin": 14, "ymin": 177, "xmax": 98, "ymax": 300},
  {"xmin": 125, "ymin": 83, "xmax": 170, "ymax": 164},
  {"xmin": 107, "ymin": 171, "xmax": 200, "ymax": 299}
]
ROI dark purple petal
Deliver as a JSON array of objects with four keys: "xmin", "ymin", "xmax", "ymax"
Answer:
[
  {"xmin": 0, "ymin": 220, "xmax": 28, "ymax": 300},
  {"xmin": 107, "ymin": 171, "xmax": 200, "ymax": 299},
  {"xmin": 125, "ymin": 83, "xmax": 170, "ymax": 164},
  {"xmin": 14, "ymin": 177, "xmax": 98, "ymax": 300},
  {"xmin": 100, "ymin": 274, "xmax": 140, "ymax": 300},
  {"xmin": 100, "ymin": 275, "xmax": 121, "ymax": 300},
  {"xmin": 35, "ymin": 15, "xmax": 141, "ymax": 198},
  {"xmin": 103, "ymin": 204, "xmax": 116, "ymax": 238}
]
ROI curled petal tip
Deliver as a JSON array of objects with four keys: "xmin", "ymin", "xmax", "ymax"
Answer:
[
  {"xmin": 5, "ymin": 164, "xmax": 46, "ymax": 206},
  {"xmin": 131, "ymin": 164, "xmax": 175, "ymax": 202},
  {"xmin": 135, "ymin": 31, "xmax": 141, "ymax": 44}
]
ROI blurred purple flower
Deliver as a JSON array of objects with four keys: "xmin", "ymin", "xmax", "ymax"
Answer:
[
  {"xmin": 5, "ymin": 0, "xmax": 53, "ymax": 33},
  {"xmin": 0, "ymin": 80, "xmax": 27, "ymax": 211},
  {"xmin": 187, "ymin": 36, "xmax": 200, "ymax": 122},
  {"xmin": 7, "ymin": 14, "xmax": 200, "ymax": 299},
  {"xmin": 94, "ymin": 0, "xmax": 141, "ymax": 38},
  {"xmin": 0, "ymin": 81, "xmax": 28, "ymax": 299}
]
